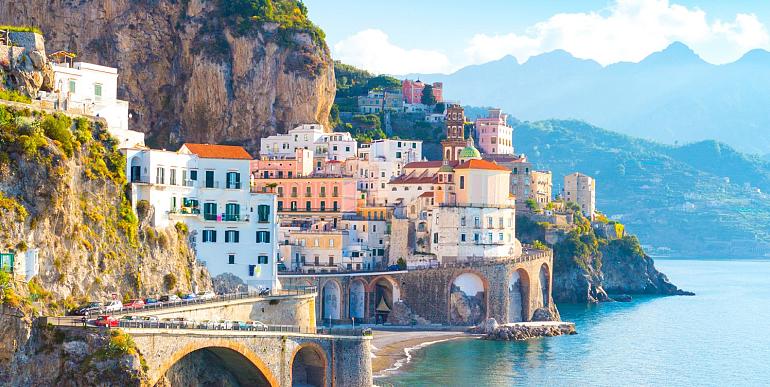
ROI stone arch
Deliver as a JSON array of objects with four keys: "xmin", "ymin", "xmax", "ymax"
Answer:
[
  {"xmin": 508, "ymin": 268, "xmax": 531, "ymax": 322},
  {"xmin": 290, "ymin": 343, "xmax": 328, "ymax": 387},
  {"xmin": 540, "ymin": 263, "xmax": 551, "ymax": 308},
  {"xmin": 321, "ymin": 279, "xmax": 342, "ymax": 322},
  {"xmin": 447, "ymin": 270, "xmax": 489, "ymax": 325},
  {"xmin": 349, "ymin": 279, "xmax": 366, "ymax": 320},
  {"xmin": 368, "ymin": 275, "xmax": 400, "ymax": 323},
  {"xmin": 154, "ymin": 340, "xmax": 278, "ymax": 387}
]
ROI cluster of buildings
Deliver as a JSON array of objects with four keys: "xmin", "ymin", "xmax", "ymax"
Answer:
[
  {"xmin": 357, "ymin": 79, "xmax": 444, "ymax": 116},
  {"xmin": 16, "ymin": 45, "xmax": 595, "ymax": 290}
]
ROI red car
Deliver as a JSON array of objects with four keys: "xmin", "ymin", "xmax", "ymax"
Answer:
[
  {"xmin": 93, "ymin": 315, "xmax": 119, "ymax": 327},
  {"xmin": 124, "ymin": 299, "xmax": 145, "ymax": 309}
]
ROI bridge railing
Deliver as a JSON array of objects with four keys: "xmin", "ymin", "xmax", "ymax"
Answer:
[{"xmin": 91, "ymin": 286, "xmax": 317, "ymax": 317}]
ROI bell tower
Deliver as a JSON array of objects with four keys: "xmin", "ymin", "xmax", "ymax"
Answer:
[{"xmin": 441, "ymin": 104, "xmax": 467, "ymax": 161}]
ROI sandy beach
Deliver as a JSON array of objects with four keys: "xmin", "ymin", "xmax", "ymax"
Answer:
[{"xmin": 370, "ymin": 330, "xmax": 476, "ymax": 376}]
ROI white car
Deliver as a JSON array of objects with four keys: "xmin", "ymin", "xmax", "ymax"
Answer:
[
  {"xmin": 104, "ymin": 300, "xmax": 123, "ymax": 312},
  {"xmin": 197, "ymin": 291, "xmax": 216, "ymax": 300}
]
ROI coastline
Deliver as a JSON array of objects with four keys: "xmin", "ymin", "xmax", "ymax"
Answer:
[{"xmin": 370, "ymin": 330, "xmax": 476, "ymax": 376}]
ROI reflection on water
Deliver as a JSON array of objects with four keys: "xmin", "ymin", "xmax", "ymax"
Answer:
[{"xmin": 378, "ymin": 259, "xmax": 770, "ymax": 387}]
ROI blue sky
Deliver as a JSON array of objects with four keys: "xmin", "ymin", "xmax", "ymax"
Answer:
[{"xmin": 303, "ymin": 0, "xmax": 770, "ymax": 74}]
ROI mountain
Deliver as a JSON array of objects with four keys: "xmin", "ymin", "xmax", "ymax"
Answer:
[
  {"xmin": 0, "ymin": 0, "xmax": 335, "ymax": 153},
  {"xmin": 513, "ymin": 119, "xmax": 770, "ymax": 258},
  {"xmin": 406, "ymin": 42, "xmax": 770, "ymax": 155}
]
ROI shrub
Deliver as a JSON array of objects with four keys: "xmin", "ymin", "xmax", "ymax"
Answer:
[
  {"xmin": 396, "ymin": 257, "xmax": 406, "ymax": 270},
  {"xmin": 0, "ymin": 191, "xmax": 28, "ymax": 222},
  {"xmin": 532, "ymin": 240, "xmax": 548, "ymax": 250},
  {"xmin": 163, "ymin": 273, "xmax": 177, "ymax": 290},
  {"xmin": 41, "ymin": 114, "xmax": 74, "ymax": 157},
  {"xmin": 96, "ymin": 330, "xmax": 137, "ymax": 359},
  {"xmin": 174, "ymin": 222, "xmax": 188, "ymax": 235},
  {"xmin": 0, "ymin": 89, "xmax": 32, "ymax": 104},
  {"xmin": 0, "ymin": 25, "xmax": 43, "ymax": 34}
]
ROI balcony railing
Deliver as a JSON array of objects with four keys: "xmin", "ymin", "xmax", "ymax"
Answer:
[
  {"xmin": 202, "ymin": 213, "xmax": 250, "ymax": 222},
  {"xmin": 225, "ymin": 182, "xmax": 242, "ymax": 189},
  {"xmin": 280, "ymin": 207, "xmax": 341, "ymax": 213}
]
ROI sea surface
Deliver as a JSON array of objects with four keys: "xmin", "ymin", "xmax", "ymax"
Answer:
[{"xmin": 377, "ymin": 259, "xmax": 770, "ymax": 387}]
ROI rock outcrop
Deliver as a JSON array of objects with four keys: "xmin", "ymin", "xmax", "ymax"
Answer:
[
  {"xmin": 469, "ymin": 318, "xmax": 577, "ymax": 341},
  {"xmin": 0, "ymin": 0, "xmax": 335, "ymax": 153},
  {"xmin": 0, "ymin": 31, "xmax": 54, "ymax": 97}
]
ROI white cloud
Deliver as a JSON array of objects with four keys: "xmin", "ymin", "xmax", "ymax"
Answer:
[
  {"xmin": 331, "ymin": 0, "xmax": 770, "ymax": 75},
  {"xmin": 465, "ymin": 0, "xmax": 770, "ymax": 66},
  {"xmin": 332, "ymin": 29, "xmax": 452, "ymax": 74}
]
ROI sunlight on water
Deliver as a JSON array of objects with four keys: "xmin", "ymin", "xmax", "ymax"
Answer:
[{"xmin": 377, "ymin": 259, "xmax": 770, "ymax": 387}]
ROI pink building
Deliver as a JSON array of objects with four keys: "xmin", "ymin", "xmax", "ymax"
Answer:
[
  {"xmin": 402, "ymin": 79, "xmax": 443, "ymax": 104},
  {"xmin": 475, "ymin": 108, "xmax": 513, "ymax": 155},
  {"xmin": 251, "ymin": 149, "xmax": 313, "ymax": 179},
  {"xmin": 252, "ymin": 177, "xmax": 358, "ymax": 215}
]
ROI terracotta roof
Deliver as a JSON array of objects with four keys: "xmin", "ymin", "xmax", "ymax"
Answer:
[
  {"xmin": 181, "ymin": 143, "xmax": 252, "ymax": 160},
  {"xmin": 390, "ymin": 170, "xmax": 437, "ymax": 184},
  {"xmin": 404, "ymin": 160, "xmax": 459, "ymax": 169},
  {"xmin": 419, "ymin": 191, "xmax": 434, "ymax": 198},
  {"xmin": 455, "ymin": 159, "xmax": 510, "ymax": 172}
]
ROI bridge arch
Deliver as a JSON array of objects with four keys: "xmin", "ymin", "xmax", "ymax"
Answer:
[
  {"xmin": 349, "ymin": 279, "xmax": 367, "ymax": 320},
  {"xmin": 368, "ymin": 275, "xmax": 400, "ymax": 323},
  {"xmin": 508, "ymin": 268, "xmax": 530, "ymax": 322},
  {"xmin": 154, "ymin": 340, "xmax": 278, "ymax": 387},
  {"xmin": 321, "ymin": 279, "xmax": 342, "ymax": 322},
  {"xmin": 447, "ymin": 270, "xmax": 489, "ymax": 325},
  {"xmin": 290, "ymin": 342, "xmax": 328, "ymax": 387}
]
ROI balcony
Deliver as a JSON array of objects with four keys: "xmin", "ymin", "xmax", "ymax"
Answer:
[
  {"xmin": 225, "ymin": 182, "xmax": 242, "ymax": 190},
  {"xmin": 169, "ymin": 207, "xmax": 200, "ymax": 216},
  {"xmin": 280, "ymin": 207, "xmax": 341, "ymax": 213},
  {"xmin": 202, "ymin": 181, "xmax": 220, "ymax": 189},
  {"xmin": 201, "ymin": 213, "xmax": 250, "ymax": 222}
]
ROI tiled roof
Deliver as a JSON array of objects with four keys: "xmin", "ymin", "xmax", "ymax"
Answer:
[
  {"xmin": 181, "ymin": 143, "xmax": 252, "ymax": 160},
  {"xmin": 455, "ymin": 159, "xmax": 510, "ymax": 171},
  {"xmin": 419, "ymin": 191, "xmax": 434, "ymax": 198},
  {"xmin": 404, "ymin": 160, "xmax": 459, "ymax": 169},
  {"xmin": 390, "ymin": 170, "xmax": 437, "ymax": 184}
]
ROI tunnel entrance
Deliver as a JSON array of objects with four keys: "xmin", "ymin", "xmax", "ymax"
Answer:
[
  {"xmin": 159, "ymin": 347, "xmax": 271, "ymax": 387},
  {"xmin": 292, "ymin": 345, "xmax": 327, "ymax": 387}
]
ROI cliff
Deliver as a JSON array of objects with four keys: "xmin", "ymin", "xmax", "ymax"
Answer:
[
  {"xmin": 0, "ymin": 0, "xmax": 335, "ymax": 152},
  {"xmin": 517, "ymin": 214, "xmax": 691, "ymax": 304},
  {"xmin": 0, "ymin": 103, "xmax": 210, "ymax": 381}
]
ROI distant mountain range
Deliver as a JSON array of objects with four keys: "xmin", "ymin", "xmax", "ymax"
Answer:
[
  {"xmin": 405, "ymin": 42, "xmax": 770, "ymax": 156},
  {"xmin": 510, "ymin": 119, "xmax": 770, "ymax": 258}
]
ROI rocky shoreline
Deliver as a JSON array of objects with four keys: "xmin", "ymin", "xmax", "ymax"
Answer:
[{"xmin": 468, "ymin": 316, "xmax": 577, "ymax": 341}]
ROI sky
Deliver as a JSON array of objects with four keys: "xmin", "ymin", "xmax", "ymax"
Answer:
[{"xmin": 303, "ymin": 0, "xmax": 770, "ymax": 74}]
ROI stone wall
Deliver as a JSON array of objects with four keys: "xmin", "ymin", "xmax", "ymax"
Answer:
[
  {"xmin": 130, "ymin": 330, "xmax": 372, "ymax": 387},
  {"xmin": 128, "ymin": 294, "xmax": 316, "ymax": 332}
]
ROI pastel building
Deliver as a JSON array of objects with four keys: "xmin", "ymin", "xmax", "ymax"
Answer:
[
  {"xmin": 353, "ymin": 139, "xmax": 423, "ymax": 205},
  {"xmin": 564, "ymin": 172, "xmax": 596, "ymax": 220},
  {"xmin": 358, "ymin": 89, "xmax": 403, "ymax": 113},
  {"xmin": 475, "ymin": 108, "xmax": 513, "ymax": 155},
  {"xmin": 47, "ymin": 54, "xmax": 145, "ymax": 148},
  {"xmin": 259, "ymin": 124, "xmax": 357, "ymax": 162},
  {"xmin": 486, "ymin": 154, "xmax": 553, "ymax": 208},
  {"xmin": 124, "ymin": 143, "xmax": 279, "ymax": 290},
  {"xmin": 251, "ymin": 174, "xmax": 358, "ymax": 222},
  {"xmin": 402, "ymin": 79, "xmax": 443, "ymax": 104}
]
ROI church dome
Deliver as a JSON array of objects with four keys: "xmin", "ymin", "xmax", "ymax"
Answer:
[{"xmin": 459, "ymin": 144, "xmax": 481, "ymax": 160}]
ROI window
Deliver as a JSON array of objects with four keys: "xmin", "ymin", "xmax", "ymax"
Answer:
[
  {"xmin": 291, "ymin": 187, "xmax": 298, "ymax": 197},
  {"xmin": 305, "ymin": 186, "xmax": 312, "ymax": 197},
  {"xmin": 306, "ymin": 201, "xmax": 311, "ymax": 211},
  {"xmin": 461, "ymin": 216, "xmax": 466, "ymax": 226},
  {"xmin": 203, "ymin": 203, "xmax": 217, "ymax": 220},
  {"xmin": 277, "ymin": 201, "xmax": 283, "ymax": 211},
  {"xmin": 226, "ymin": 172, "xmax": 241, "ymax": 189},
  {"xmin": 228, "ymin": 254, "xmax": 235, "ymax": 264},
  {"xmin": 94, "ymin": 83, "xmax": 102, "ymax": 99},
  {"xmin": 205, "ymin": 170, "xmax": 215, "ymax": 188},
  {"xmin": 499, "ymin": 218, "xmax": 504, "ymax": 228},
  {"xmin": 461, "ymin": 233, "xmax": 466, "ymax": 242},
  {"xmin": 487, "ymin": 232, "xmax": 493, "ymax": 242},
  {"xmin": 68, "ymin": 80, "xmax": 76, "ymax": 93},
  {"xmin": 433, "ymin": 233, "xmax": 438, "ymax": 244},
  {"xmin": 190, "ymin": 170, "xmax": 198, "ymax": 181},
  {"xmin": 499, "ymin": 233, "xmax": 504, "ymax": 241},
  {"xmin": 225, "ymin": 230, "xmax": 240, "ymax": 243},
  {"xmin": 488, "ymin": 217, "xmax": 493, "ymax": 228},
  {"xmin": 314, "ymin": 238, "xmax": 320, "ymax": 247},
  {"xmin": 256, "ymin": 255, "xmax": 268, "ymax": 265},
  {"xmin": 332, "ymin": 201, "xmax": 338, "ymax": 211},
  {"xmin": 320, "ymin": 186, "xmax": 326, "ymax": 197},
  {"xmin": 396, "ymin": 151, "xmax": 402, "ymax": 159},
  {"xmin": 156, "ymin": 167, "xmax": 165, "ymax": 184},
  {"xmin": 474, "ymin": 233, "xmax": 480, "ymax": 242},
  {"xmin": 256, "ymin": 231, "xmax": 271, "ymax": 243},
  {"xmin": 459, "ymin": 176, "xmax": 465, "ymax": 189},
  {"xmin": 202, "ymin": 230, "xmax": 217, "ymax": 242},
  {"xmin": 224, "ymin": 203, "xmax": 240, "ymax": 221},
  {"xmin": 329, "ymin": 256, "xmax": 335, "ymax": 265},
  {"xmin": 329, "ymin": 238, "xmax": 334, "ymax": 247},
  {"xmin": 474, "ymin": 217, "xmax": 480, "ymax": 228},
  {"xmin": 320, "ymin": 201, "xmax": 326, "ymax": 211},
  {"xmin": 248, "ymin": 265, "xmax": 256, "ymax": 276},
  {"xmin": 332, "ymin": 186, "xmax": 339, "ymax": 197},
  {"xmin": 257, "ymin": 204, "xmax": 270, "ymax": 223}
]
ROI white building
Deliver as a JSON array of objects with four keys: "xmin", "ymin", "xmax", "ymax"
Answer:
[
  {"xmin": 48, "ymin": 60, "xmax": 145, "ymax": 149},
  {"xmin": 352, "ymin": 139, "xmax": 423, "ymax": 206},
  {"xmin": 564, "ymin": 172, "xmax": 596, "ymax": 220},
  {"xmin": 259, "ymin": 124, "xmax": 357, "ymax": 161},
  {"xmin": 124, "ymin": 143, "xmax": 279, "ymax": 290}
]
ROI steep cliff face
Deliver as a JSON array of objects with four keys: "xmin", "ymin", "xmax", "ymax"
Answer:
[{"xmin": 0, "ymin": 0, "xmax": 335, "ymax": 152}]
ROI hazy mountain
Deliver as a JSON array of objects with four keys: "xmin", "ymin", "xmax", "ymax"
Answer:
[
  {"xmin": 405, "ymin": 42, "xmax": 770, "ymax": 155},
  {"xmin": 513, "ymin": 119, "xmax": 770, "ymax": 258}
]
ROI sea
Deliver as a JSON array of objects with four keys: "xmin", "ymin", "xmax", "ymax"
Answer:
[{"xmin": 376, "ymin": 258, "xmax": 770, "ymax": 387}]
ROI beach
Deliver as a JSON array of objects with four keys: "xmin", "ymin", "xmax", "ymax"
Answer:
[{"xmin": 370, "ymin": 330, "xmax": 476, "ymax": 376}]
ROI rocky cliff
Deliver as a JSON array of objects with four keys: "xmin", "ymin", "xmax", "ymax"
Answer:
[
  {"xmin": 0, "ymin": 0, "xmax": 335, "ymax": 152},
  {"xmin": 517, "ymin": 214, "xmax": 691, "ymax": 304},
  {"xmin": 0, "ymin": 103, "xmax": 210, "ymax": 381}
]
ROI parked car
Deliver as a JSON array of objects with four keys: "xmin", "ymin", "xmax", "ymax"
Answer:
[
  {"xmin": 159, "ymin": 294, "xmax": 180, "ymax": 303},
  {"xmin": 93, "ymin": 315, "xmax": 119, "ymax": 327},
  {"xmin": 140, "ymin": 316, "xmax": 159, "ymax": 323},
  {"xmin": 246, "ymin": 320, "xmax": 268, "ymax": 331},
  {"xmin": 104, "ymin": 300, "xmax": 123, "ymax": 312},
  {"xmin": 215, "ymin": 320, "xmax": 232, "ymax": 330},
  {"xmin": 120, "ymin": 315, "xmax": 137, "ymax": 322},
  {"xmin": 181, "ymin": 293, "xmax": 197, "ymax": 301},
  {"xmin": 124, "ymin": 299, "xmax": 145, "ymax": 309},
  {"xmin": 144, "ymin": 297, "xmax": 159, "ymax": 305},
  {"xmin": 70, "ymin": 302, "xmax": 103, "ymax": 316},
  {"xmin": 387, "ymin": 264, "xmax": 402, "ymax": 271},
  {"xmin": 197, "ymin": 291, "xmax": 216, "ymax": 300}
]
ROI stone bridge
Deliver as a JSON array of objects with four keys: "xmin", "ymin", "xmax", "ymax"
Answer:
[
  {"xmin": 127, "ymin": 328, "xmax": 371, "ymax": 387},
  {"xmin": 280, "ymin": 249, "xmax": 554, "ymax": 326}
]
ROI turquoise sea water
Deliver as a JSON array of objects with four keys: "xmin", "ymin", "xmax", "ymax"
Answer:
[{"xmin": 377, "ymin": 259, "xmax": 770, "ymax": 386}]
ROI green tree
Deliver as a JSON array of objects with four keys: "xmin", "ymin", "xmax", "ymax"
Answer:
[
  {"xmin": 366, "ymin": 75, "xmax": 401, "ymax": 91},
  {"xmin": 421, "ymin": 84, "xmax": 437, "ymax": 105},
  {"xmin": 396, "ymin": 257, "xmax": 407, "ymax": 270}
]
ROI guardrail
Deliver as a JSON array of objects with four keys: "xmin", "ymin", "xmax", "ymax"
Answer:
[{"xmin": 89, "ymin": 287, "xmax": 317, "ymax": 317}]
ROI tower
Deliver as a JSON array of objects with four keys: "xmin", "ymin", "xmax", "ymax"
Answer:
[{"xmin": 441, "ymin": 104, "xmax": 467, "ymax": 161}]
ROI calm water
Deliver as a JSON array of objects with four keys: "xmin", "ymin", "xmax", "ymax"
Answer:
[{"xmin": 377, "ymin": 259, "xmax": 770, "ymax": 386}]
